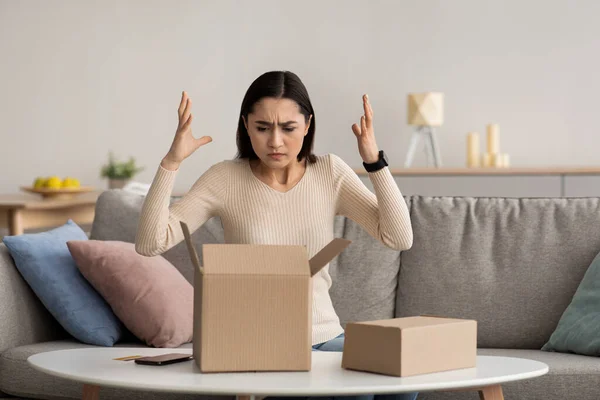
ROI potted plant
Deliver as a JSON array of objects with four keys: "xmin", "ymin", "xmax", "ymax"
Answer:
[{"xmin": 100, "ymin": 152, "xmax": 144, "ymax": 189}]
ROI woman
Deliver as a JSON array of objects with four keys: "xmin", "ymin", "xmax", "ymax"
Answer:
[{"xmin": 135, "ymin": 71, "xmax": 416, "ymax": 400}]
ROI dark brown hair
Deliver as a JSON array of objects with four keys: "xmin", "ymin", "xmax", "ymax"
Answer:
[{"xmin": 235, "ymin": 71, "xmax": 316, "ymax": 163}]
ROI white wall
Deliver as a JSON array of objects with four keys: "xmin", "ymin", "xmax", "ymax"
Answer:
[{"xmin": 1, "ymin": 0, "xmax": 599, "ymax": 193}]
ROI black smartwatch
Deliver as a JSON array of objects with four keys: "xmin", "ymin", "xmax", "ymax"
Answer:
[{"xmin": 363, "ymin": 150, "xmax": 389, "ymax": 173}]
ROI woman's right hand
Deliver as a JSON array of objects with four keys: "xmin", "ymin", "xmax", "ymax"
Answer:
[{"xmin": 162, "ymin": 91, "xmax": 213, "ymax": 170}]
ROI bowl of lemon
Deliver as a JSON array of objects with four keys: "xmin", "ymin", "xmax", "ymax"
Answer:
[{"xmin": 21, "ymin": 176, "xmax": 94, "ymax": 200}]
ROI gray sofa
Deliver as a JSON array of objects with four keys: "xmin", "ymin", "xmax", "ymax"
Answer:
[{"xmin": 1, "ymin": 189, "xmax": 600, "ymax": 400}]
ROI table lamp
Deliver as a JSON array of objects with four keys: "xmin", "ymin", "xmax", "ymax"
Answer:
[{"xmin": 404, "ymin": 92, "xmax": 444, "ymax": 167}]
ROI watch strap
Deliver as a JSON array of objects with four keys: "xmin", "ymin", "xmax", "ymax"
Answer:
[{"xmin": 362, "ymin": 150, "xmax": 388, "ymax": 173}]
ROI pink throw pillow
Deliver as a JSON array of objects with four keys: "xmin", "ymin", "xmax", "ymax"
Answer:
[{"xmin": 67, "ymin": 240, "xmax": 193, "ymax": 348}]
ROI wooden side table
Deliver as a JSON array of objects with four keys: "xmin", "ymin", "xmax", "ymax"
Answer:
[{"xmin": 0, "ymin": 192, "xmax": 100, "ymax": 236}]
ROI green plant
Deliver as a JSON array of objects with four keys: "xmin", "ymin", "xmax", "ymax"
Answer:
[{"xmin": 100, "ymin": 152, "xmax": 144, "ymax": 180}]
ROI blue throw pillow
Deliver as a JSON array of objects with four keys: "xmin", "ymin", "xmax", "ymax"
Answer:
[
  {"xmin": 542, "ymin": 249, "xmax": 600, "ymax": 355},
  {"xmin": 2, "ymin": 220, "xmax": 123, "ymax": 346}
]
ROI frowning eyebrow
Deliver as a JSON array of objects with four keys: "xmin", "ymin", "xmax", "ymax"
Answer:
[{"xmin": 255, "ymin": 120, "xmax": 297, "ymax": 127}]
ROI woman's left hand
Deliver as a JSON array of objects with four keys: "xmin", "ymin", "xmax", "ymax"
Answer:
[{"xmin": 352, "ymin": 94, "xmax": 380, "ymax": 164}]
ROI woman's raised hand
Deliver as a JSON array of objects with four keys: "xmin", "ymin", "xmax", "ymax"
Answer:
[
  {"xmin": 351, "ymin": 94, "xmax": 379, "ymax": 164},
  {"xmin": 162, "ymin": 91, "xmax": 212, "ymax": 170}
]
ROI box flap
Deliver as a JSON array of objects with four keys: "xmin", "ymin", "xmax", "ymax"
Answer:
[
  {"xmin": 180, "ymin": 221, "xmax": 204, "ymax": 274},
  {"xmin": 203, "ymin": 244, "xmax": 309, "ymax": 275},
  {"xmin": 309, "ymin": 238, "xmax": 351, "ymax": 277}
]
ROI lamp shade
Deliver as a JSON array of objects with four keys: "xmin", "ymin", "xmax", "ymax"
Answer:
[{"xmin": 407, "ymin": 92, "xmax": 444, "ymax": 126}]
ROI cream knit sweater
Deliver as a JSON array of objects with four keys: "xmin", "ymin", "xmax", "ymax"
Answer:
[{"xmin": 135, "ymin": 153, "xmax": 413, "ymax": 345}]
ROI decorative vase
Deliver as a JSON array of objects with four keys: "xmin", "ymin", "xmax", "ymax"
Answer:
[{"xmin": 108, "ymin": 178, "xmax": 129, "ymax": 189}]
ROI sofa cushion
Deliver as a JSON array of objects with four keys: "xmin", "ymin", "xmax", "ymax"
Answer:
[
  {"xmin": 67, "ymin": 240, "xmax": 193, "ymax": 348},
  {"xmin": 417, "ymin": 348, "xmax": 600, "ymax": 400},
  {"xmin": 541, "ymin": 247, "xmax": 600, "ymax": 355},
  {"xmin": 0, "ymin": 340, "xmax": 228, "ymax": 400},
  {"xmin": 397, "ymin": 196, "xmax": 600, "ymax": 349},
  {"xmin": 329, "ymin": 206, "xmax": 406, "ymax": 326},
  {"xmin": 0, "ymin": 243, "xmax": 68, "ymax": 356},
  {"xmin": 2, "ymin": 220, "xmax": 123, "ymax": 347},
  {"xmin": 90, "ymin": 190, "xmax": 224, "ymax": 284}
]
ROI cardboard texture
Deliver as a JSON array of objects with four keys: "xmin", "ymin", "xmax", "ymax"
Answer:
[
  {"xmin": 342, "ymin": 316, "xmax": 477, "ymax": 377},
  {"xmin": 180, "ymin": 221, "xmax": 351, "ymax": 373}
]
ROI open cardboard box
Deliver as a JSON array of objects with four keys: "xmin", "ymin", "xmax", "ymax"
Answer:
[
  {"xmin": 180, "ymin": 221, "xmax": 351, "ymax": 373},
  {"xmin": 342, "ymin": 315, "xmax": 477, "ymax": 377}
]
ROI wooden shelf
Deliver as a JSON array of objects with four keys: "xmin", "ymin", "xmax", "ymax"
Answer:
[{"xmin": 354, "ymin": 167, "xmax": 600, "ymax": 177}]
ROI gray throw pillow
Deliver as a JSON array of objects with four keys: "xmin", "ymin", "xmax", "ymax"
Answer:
[{"xmin": 542, "ymin": 249, "xmax": 600, "ymax": 355}]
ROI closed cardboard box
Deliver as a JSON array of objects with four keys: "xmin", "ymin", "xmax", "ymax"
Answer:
[
  {"xmin": 342, "ymin": 316, "xmax": 477, "ymax": 377},
  {"xmin": 180, "ymin": 221, "xmax": 351, "ymax": 373}
]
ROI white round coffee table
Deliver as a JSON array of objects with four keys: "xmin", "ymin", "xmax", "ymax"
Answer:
[{"xmin": 28, "ymin": 348, "xmax": 548, "ymax": 400}]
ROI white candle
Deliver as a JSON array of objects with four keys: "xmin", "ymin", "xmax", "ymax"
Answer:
[
  {"xmin": 481, "ymin": 153, "xmax": 493, "ymax": 167},
  {"xmin": 487, "ymin": 124, "xmax": 500, "ymax": 154},
  {"xmin": 466, "ymin": 132, "xmax": 480, "ymax": 167},
  {"xmin": 492, "ymin": 153, "xmax": 503, "ymax": 167}
]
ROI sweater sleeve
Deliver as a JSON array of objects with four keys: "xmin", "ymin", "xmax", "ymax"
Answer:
[
  {"xmin": 135, "ymin": 161, "xmax": 228, "ymax": 256},
  {"xmin": 330, "ymin": 153, "xmax": 413, "ymax": 250}
]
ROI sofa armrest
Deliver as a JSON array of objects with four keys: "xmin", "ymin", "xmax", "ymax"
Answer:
[{"xmin": 0, "ymin": 243, "xmax": 66, "ymax": 354}]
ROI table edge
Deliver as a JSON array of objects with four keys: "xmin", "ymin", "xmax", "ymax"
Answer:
[{"xmin": 27, "ymin": 352, "xmax": 549, "ymax": 396}]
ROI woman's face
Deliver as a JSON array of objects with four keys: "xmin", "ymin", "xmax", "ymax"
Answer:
[{"xmin": 244, "ymin": 97, "xmax": 312, "ymax": 168}]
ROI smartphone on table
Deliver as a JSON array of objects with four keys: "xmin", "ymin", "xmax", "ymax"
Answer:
[{"xmin": 134, "ymin": 353, "xmax": 193, "ymax": 366}]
